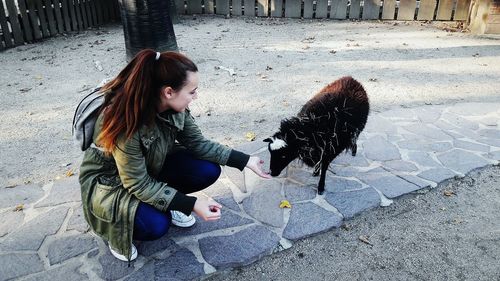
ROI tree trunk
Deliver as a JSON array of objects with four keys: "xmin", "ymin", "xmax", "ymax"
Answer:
[{"xmin": 119, "ymin": 0, "xmax": 178, "ymax": 60}]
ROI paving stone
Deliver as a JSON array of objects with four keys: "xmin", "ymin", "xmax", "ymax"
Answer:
[
  {"xmin": 325, "ymin": 176, "xmax": 363, "ymax": 193},
  {"xmin": 485, "ymin": 150, "xmax": 500, "ymax": 161},
  {"xmin": 223, "ymin": 166, "xmax": 245, "ymax": 192},
  {"xmin": 67, "ymin": 204, "xmax": 89, "ymax": 233},
  {"xmin": 0, "ymin": 206, "xmax": 69, "ymax": 251},
  {"xmin": 356, "ymin": 168, "xmax": 421, "ymax": 198},
  {"xmin": 453, "ymin": 139, "xmax": 490, "ymax": 153},
  {"xmin": 332, "ymin": 151, "xmax": 370, "ymax": 167},
  {"xmin": 418, "ymin": 168, "xmax": 459, "ymax": 183},
  {"xmin": 378, "ymin": 108, "xmax": 417, "ymax": 120},
  {"xmin": 283, "ymin": 180, "xmax": 316, "ymax": 202},
  {"xmin": 448, "ymin": 103, "xmax": 499, "ymax": 116},
  {"xmin": 202, "ymin": 180, "xmax": 240, "ymax": 211},
  {"xmin": 0, "ymin": 183, "xmax": 44, "ymax": 209},
  {"xmin": 477, "ymin": 129, "xmax": 500, "ymax": 139},
  {"xmin": 437, "ymin": 149, "xmax": 491, "ymax": 174},
  {"xmin": 36, "ymin": 176, "xmax": 81, "ymax": 207},
  {"xmin": 169, "ymin": 210, "xmax": 253, "ymax": 237},
  {"xmin": 0, "ymin": 253, "xmax": 44, "ymax": 281},
  {"xmin": 136, "ymin": 236, "xmax": 181, "ymax": 258},
  {"xmin": 396, "ymin": 174, "xmax": 432, "ymax": 189},
  {"xmin": 199, "ymin": 225, "xmax": 280, "ymax": 269},
  {"xmin": 242, "ymin": 180, "xmax": 284, "ymax": 227},
  {"xmin": 415, "ymin": 107, "xmax": 442, "ymax": 123},
  {"xmin": 235, "ymin": 140, "xmax": 267, "ymax": 155},
  {"xmin": 324, "ymin": 187, "xmax": 380, "ymax": 219},
  {"xmin": 382, "ymin": 160, "xmax": 419, "ymax": 172},
  {"xmin": 48, "ymin": 234, "xmax": 97, "ymax": 265},
  {"xmin": 364, "ymin": 115, "xmax": 398, "ymax": 134},
  {"xmin": 253, "ymin": 149, "xmax": 271, "ymax": 171},
  {"xmin": 98, "ymin": 249, "xmax": 136, "ymax": 280},
  {"xmin": 434, "ymin": 120, "xmax": 458, "ymax": 131},
  {"xmin": 287, "ymin": 167, "xmax": 317, "ymax": 185},
  {"xmin": 330, "ymin": 165, "xmax": 363, "ymax": 177},
  {"xmin": 0, "ymin": 210, "xmax": 24, "ymax": 237},
  {"xmin": 476, "ymin": 116, "xmax": 499, "ymax": 127},
  {"xmin": 396, "ymin": 139, "xmax": 453, "ymax": 152},
  {"xmin": 363, "ymin": 135, "xmax": 401, "ymax": 161},
  {"xmin": 406, "ymin": 151, "xmax": 442, "ymax": 168},
  {"xmin": 402, "ymin": 123, "xmax": 453, "ymax": 141},
  {"xmin": 21, "ymin": 260, "xmax": 88, "ymax": 281},
  {"xmin": 476, "ymin": 138, "xmax": 500, "ymax": 148},
  {"xmin": 282, "ymin": 202, "xmax": 343, "ymax": 240},
  {"xmin": 441, "ymin": 112, "xmax": 479, "ymax": 130}
]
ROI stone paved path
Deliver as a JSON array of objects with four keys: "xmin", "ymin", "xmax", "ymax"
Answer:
[{"xmin": 1, "ymin": 102, "xmax": 499, "ymax": 281}]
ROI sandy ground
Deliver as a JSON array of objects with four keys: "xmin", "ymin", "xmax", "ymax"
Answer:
[
  {"xmin": 1, "ymin": 16, "xmax": 500, "ymax": 188},
  {"xmin": 207, "ymin": 165, "xmax": 500, "ymax": 281}
]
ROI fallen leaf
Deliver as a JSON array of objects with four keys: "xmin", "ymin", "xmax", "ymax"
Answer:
[
  {"xmin": 13, "ymin": 204, "xmax": 24, "ymax": 212},
  {"xmin": 359, "ymin": 235, "xmax": 373, "ymax": 246},
  {"xmin": 279, "ymin": 200, "xmax": 292, "ymax": 209},
  {"xmin": 443, "ymin": 190, "xmax": 455, "ymax": 196},
  {"xmin": 369, "ymin": 78, "xmax": 378, "ymax": 82},
  {"xmin": 66, "ymin": 169, "xmax": 74, "ymax": 177},
  {"xmin": 245, "ymin": 132, "xmax": 256, "ymax": 141}
]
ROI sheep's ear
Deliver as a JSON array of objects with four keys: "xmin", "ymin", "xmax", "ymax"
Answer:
[{"xmin": 263, "ymin": 138, "xmax": 273, "ymax": 143}]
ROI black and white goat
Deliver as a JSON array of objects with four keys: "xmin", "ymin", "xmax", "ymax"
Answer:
[{"xmin": 264, "ymin": 76, "xmax": 369, "ymax": 194}]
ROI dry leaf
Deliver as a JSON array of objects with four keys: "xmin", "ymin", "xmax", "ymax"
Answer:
[
  {"xmin": 279, "ymin": 200, "xmax": 292, "ymax": 209},
  {"xmin": 245, "ymin": 132, "xmax": 256, "ymax": 141},
  {"xmin": 66, "ymin": 169, "xmax": 74, "ymax": 177},
  {"xmin": 13, "ymin": 204, "xmax": 24, "ymax": 212},
  {"xmin": 443, "ymin": 190, "xmax": 455, "ymax": 196},
  {"xmin": 359, "ymin": 235, "xmax": 373, "ymax": 246}
]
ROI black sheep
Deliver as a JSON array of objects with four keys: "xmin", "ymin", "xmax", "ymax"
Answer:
[{"xmin": 264, "ymin": 76, "xmax": 370, "ymax": 194}]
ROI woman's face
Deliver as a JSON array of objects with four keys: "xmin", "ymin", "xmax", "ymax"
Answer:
[{"xmin": 164, "ymin": 71, "xmax": 199, "ymax": 112}]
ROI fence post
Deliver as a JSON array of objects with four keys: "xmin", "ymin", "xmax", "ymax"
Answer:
[{"xmin": 118, "ymin": 0, "xmax": 178, "ymax": 60}]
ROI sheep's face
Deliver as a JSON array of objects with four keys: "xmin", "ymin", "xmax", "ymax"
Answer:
[{"xmin": 263, "ymin": 137, "xmax": 298, "ymax": 176}]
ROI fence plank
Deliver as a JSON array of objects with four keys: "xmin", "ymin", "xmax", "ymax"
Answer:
[
  {"xmin": 397, "ymin": 0, "xmax": 416, "ymax": 20},
  {"xmin": 285, "ymin": 0, "xmax": 301, "ymax": 18},
  {"xmin": 416, "ymin": 0, "xmax": 436, "ymax": 20},
  {"xmin": 93, "ymin": 0, "xmax": 102, "ymax": 24},
  {"xmin": 381, "ymin": 0, "xmax": 396, "ymax": 19},
  {"xmin": 216, "ymin": 0, "xmax": 229, "ymax": 14},
  {"xmin": 303, "ymin": 0, "xmax": 313, "ymax": 18},
  {"xmin": 79, "ymin": 0, "xmax": 89, "ymax": 28},
  {"xmin": 257, "ymin": 0, "xmax": 268, "ymax": 16},
  {"xmin": 174, "ymin": 0, "xmax": 185, "ymax": 14},
  {"xmin": 60, "ymin": 0, "xmax": 71, "ymax": 31},
  {"xmin": 67, "ymin": 0, "xmax": 78, "ymax": 30},
  {"xmin": 34, "ymin": 0, "xmax": 50, "ymax": 36},
  {"xmin": 112, "ymin": 0, "xmax": 120, "ymax": 21},
  {"xmin": 6, "ymin": 0, "xmax": 25, "ymax": 44},
  {"xmin": 244, "ymin": 0, "xmax": 255, "ymax": 16},
  {"xmin": 26, "ymin": 0, "xmax": 42, "ymax": 39},
  {"xmin": 315, "ymin": 0, "xmax": 327, "ymax": 18},
  {"xmin": 204, "ymin": 0, "xmax": 214, "ymax": 13},
  {"xmin": 454, "ymin": 0, "xmax": 471, "ymax": 20},
  {"xmin": 270, "ymin": 0, "xmax": 283, "ymax": 17},
  {"xmin": 89, "ymin": 0, "xmax": 98, "ymax": 25},
  {"xmin": 331, "ymin": 0, "xmax": 348, "ymax": 19},
  {"xmin": 232, "ymin": 0, "xmax": 242, "ymax": 16},
  {"xmin": 349, "ymin": 0, "xmax": 361, "ymax": 18},
  {"xmin": 436, "ymin": 0, "xmax": 453, "ymax": 20},
  {"xmin": 17, "ymin": 0, "xmax": 34, "ymax": 41},
  {"xmin": 53, "ymin": 0, "xmax": 65, "ymax": 32},
  {"xmin": 0, "ymin": 1, "xmax": 13, "ymax": 47},
  {"xmin": 44, "ymin": 0, "xmax": 58, "ymax": 35},
  {"xmin": 362, "ymin": 0, "xmax": 380, "ymax": 19},
  {"xmin": 187, "ymin": 0, "xmax": 202, "ymax": 14},
  {"xmin": 73, "ymin": 0, "xmax": 84, "ymax": 30},
  {"xmin": 100, "ymin": 0, "xmax": 109, "ymax": 22},
  {"xmin": 84, "ymin": 0, "xmax": 93, "ymax": 26}
]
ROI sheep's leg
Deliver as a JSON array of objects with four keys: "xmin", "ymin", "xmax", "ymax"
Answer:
[{"xmin": 317, "ymin": 161, "xmax": 329, "ymax": 195}]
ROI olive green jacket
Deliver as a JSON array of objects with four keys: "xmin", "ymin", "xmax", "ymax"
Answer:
[{"xmin": 79, "ymin": 108, "xmax": 243, "ymax": 260}]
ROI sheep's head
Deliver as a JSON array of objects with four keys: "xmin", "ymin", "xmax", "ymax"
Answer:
[{"xmin": 263, "ymin": 136, "xmax": 299, "ymax": 177}]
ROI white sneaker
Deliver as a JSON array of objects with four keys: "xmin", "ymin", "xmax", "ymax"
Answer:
[
  {"xmin": 109, "ymin": 243, "xmax": 138, "ymax": 262},
  {"xmin": 171, "ymin": 210, "xmax": 196, "ymax": 227}
]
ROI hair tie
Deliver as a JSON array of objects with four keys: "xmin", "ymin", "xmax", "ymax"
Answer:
[{"xmin": 155, "ymin": 52, "xmax": 161, "ymax": 61}]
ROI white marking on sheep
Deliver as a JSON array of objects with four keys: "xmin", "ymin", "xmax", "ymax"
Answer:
[{"xmin": 269, "ymin": 138, "xmax": 287, "ymax": 151}]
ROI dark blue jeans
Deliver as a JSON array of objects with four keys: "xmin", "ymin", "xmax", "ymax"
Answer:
[{"xmin": 133, "ymin": 149, "xmax": 221, "ymax": 241}]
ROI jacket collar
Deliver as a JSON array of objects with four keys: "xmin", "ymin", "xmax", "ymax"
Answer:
[{"xmin": 157, "ymin": 109, "xmax": 185, "ymax": 130}]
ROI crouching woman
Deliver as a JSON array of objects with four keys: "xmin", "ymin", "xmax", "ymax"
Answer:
[{"xmin": 79, "ymin": 49, "xmax": 270, "ymax": 262}]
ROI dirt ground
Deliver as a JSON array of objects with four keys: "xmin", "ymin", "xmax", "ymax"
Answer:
[{"xmin": 1, "ymin": 15, "xmax": 500, "ymax": 189}]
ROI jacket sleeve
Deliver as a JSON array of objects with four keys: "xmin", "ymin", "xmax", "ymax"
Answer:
[
  {"xmin": 176, "ymin": 110, "xmax": 234, "ymax": 165},
  {"xmin": 112, "ymin": 133, "xmax": 195, "ymax": 213}
]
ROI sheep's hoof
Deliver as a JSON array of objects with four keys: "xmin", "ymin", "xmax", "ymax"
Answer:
[{"xmin": 317, "ymin": 190, "xmax": 324, "ymax": 195}]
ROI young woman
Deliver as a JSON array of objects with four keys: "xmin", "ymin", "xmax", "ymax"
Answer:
[{"xmin": 79, "ymin": 49, "xmax": 270, "ymax": 262}]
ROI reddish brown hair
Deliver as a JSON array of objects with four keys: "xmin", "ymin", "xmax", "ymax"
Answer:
[{"xmin": 97, "ymin": 49, "xmax": 198, "ymax": 152}]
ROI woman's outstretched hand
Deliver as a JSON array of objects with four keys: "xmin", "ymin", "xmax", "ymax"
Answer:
[
  {"xmin": 246, "ymin": 156, "xmax": 272, "ymax": 179},
  {"xmin": 193, "ymin": 197, "xmax": 222, "ymax": 221}
]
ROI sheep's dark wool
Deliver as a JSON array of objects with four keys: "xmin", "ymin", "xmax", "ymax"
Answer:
[{"xmin": 265, "ymin": 76, "xmax": 369, "ymax": 194}]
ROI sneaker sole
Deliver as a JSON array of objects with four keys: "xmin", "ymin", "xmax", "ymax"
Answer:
[{"xmin": 171, "ymin": 217, "xmax": 196, "ymax": 228}]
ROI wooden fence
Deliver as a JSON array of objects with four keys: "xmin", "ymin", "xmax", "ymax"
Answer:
[{"xmin": 1, "ymin": 0, "xmax": 471, "ymax": 51}]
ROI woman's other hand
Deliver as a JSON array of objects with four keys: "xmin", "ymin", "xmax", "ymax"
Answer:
[
  {"xmin": 193, "ymin": 197, "xmax": 222, "ymax": 221},
  {"xmin": 246, "ymin": 156, "xmax": 272, "ymax": 179}
]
